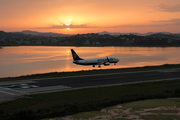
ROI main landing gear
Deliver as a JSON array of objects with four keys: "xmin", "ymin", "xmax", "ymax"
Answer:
[{"xmin": 92, "ymin": 65, "xmax": 101, "ymax": 68}]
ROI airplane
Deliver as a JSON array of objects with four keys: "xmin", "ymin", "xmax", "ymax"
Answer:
[{"xmin": 71, "ymin": 49, "xmax": 119, "ymax": 68}]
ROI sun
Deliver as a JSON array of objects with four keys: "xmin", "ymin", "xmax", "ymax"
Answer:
[
  {"xmin": 65, "ymin": 23, "xmax": 70, "ymax": 26},
  {"xmin": 65, "ymin": 23, "xmax": 71, "ymax": 30},
  {"xmin": 66, "ymin": 50, "xmax": 70, "ymax": 54}
]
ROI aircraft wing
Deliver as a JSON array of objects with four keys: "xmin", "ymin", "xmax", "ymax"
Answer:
[
  {"xmin": 96, "ymin": 62, "xmax": 103, "ymax": 65},
  {"xmin": 96, "ymin": 62, "xmax": 109, "ymax": 65}
]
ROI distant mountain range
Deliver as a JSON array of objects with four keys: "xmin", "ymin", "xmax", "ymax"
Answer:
[
  {"xmin": 1, "ymin": 30, "xmax": 180, "ymax": 46},
  {"xmin": 98, "ymin": 31, "xmax": 180, "ymax": 36},
  {"xmin": 6, "ymin": 30, "xmax": 180, "ymax": 37},
  {"xmin": 14, "ymin": 30, "xmax": 70, "ymax": 37}
]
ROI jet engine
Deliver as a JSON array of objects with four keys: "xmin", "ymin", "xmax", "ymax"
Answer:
[{"xmin": 104, "ymin": 62, "xmax": 110, "ymax": 66}]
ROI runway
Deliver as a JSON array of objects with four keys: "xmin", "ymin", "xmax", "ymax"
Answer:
[{"xmin": 0, "ymin": 68, "xmax": 180, "ymax": 102}]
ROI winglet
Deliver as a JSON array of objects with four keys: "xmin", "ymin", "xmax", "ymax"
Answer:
[{"xmin": 71, "ymin": 49, "xmax": 83, "ymax": 60}]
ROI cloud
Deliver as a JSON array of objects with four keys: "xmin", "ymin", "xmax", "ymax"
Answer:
[
  {"xmin": 37, "ymin": 18, "xmax": 180, "ymax": 30},
  {"xmin": 151, "ymin": 18, "xmax": 180, "ymax": 25},
  {"xmin": 156, "ymin": 4, "xmax": 180, "ymax": 12},
  {"xmin": 110, "ymin": 18, "xmax": 180, "ymax": 28},
  {"xmin": 38, "ymin": 23, "xmax": 98, "ymax": 29}
]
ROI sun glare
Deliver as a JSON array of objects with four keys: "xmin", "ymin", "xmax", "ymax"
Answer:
[
  {"xmin": 66, "ymin": 50, "xmax": 70, "ymax": 54},
  {"xmin": 66, "ymin": 23, "xmax": 70, "ymax": 26},
  {"xmin": 67, "ymin": 28, "xmax": 70, "ymax": 30}
]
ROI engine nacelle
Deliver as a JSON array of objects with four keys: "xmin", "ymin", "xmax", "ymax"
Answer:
[{"xmin": 104, "ymin": 62, "xmax": 110, "ymax": 66}]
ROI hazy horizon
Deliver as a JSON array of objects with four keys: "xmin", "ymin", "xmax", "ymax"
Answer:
[
  {"xmin": 2, "ymin": 30, "xmax": 180, "ymax": 35},
  {"xmin": 0, "ymin": 0, "xmax": 180, "ymax": 34}
]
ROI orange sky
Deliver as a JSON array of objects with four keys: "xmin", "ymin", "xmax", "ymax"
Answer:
[{"xmin": 0, "ymin": 0, "xmax": 180, "ymax": 34}]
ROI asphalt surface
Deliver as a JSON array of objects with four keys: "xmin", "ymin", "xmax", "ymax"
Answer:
[{"xmin": 0, "ymin": 68, "xmax": 180, "ymax": 102}]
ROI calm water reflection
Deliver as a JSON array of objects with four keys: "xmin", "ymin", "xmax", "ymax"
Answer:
[{"xmin": 0, "ymin": 46, "xmax": 180, "ymax": 78}]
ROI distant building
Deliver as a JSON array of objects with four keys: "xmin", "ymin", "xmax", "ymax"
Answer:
[{"xmin": 85, "ymin": 40, "xmax": 90, "ymax": 44}]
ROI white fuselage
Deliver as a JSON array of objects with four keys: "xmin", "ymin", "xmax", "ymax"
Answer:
[{"xmin": 73, "ymin": 57, "xmax": 119, "ymax": 66}]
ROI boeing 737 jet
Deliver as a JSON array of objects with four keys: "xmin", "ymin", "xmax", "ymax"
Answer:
[{"xmin": 71, "ymin": 49, "xmax": 119, "ymax": 68}]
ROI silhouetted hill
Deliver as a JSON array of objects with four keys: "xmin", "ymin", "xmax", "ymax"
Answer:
[
  {"xmin": 21, "ymin": 30, "xmax": 40, "ymax": 35},
  {"xmin": 18, "ymin": 30, "xmax": 69, "ymax": 37},
  {"xmin": 1, "ymin": 30, "xmax": 180, "ymax": 46},
  {"xmin": 10, "ymin": 30, "xmax": 70, "ymax": 37},
  {"xmin": 99, "ymin": 31, "xmax": 141, "ymax": 36},
  {"xmin": 98, "ymin": 31, "xmax": 180, "ymax": 36}
]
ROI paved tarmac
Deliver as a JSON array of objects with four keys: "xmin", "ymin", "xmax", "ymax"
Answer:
[{"xmin": 0, "ymin": 68, "xmax": 180, "ymax": 102}]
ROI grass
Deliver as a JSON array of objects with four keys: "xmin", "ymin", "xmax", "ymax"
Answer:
[
  {"xmin": 0, "ymin": 64, "xmax": 180, "ymax": 120},
  {"xmin": 111, "ymin": 118, "xmax": 129, "ymax": 120},
  {"xmin": 71, "ymin": 111, "xmax": 108, "ymax": 119},
  {"xmin": 122, "ymin": 99, "xmax": 180, "ymax": 110},
  {"xmin": 42, "ymin": 99, "xmax": 180, "ymax": 120},
  {"xmin": 151, "ymin": 110, "xmax": 179, "ymax": 114},
  {"xmin": 0, "ymin": 63, "xmax": 180, "ymax": 82},
  {"xmin": 1, "ymin": 78, "xmax": 180, "ymax": 120},
  {"xmin": 141, "ymin": 115, "xmax": 180, "ymax": 120}
]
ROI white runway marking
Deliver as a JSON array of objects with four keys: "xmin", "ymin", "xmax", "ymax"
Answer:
[
  {"xmin": 21, "ymin": 86, "xmax": 30, "ymax": 89},
  {"xmin": 3, "ymin": 84, "xmax": 40, "ymax": 89},
  {"xmin": 0, "ymin": 90, "xmax": 16, "ymax": 95},
  {"xmin": 20, "ymin": 84, "xmax": 39, "ymax": 89},
  {"xmin": 31, "ymin": 85, "xmax": 39, "ymax": 88},
  {"xmin": 21, "ymin": 84, "xmax": 28, "ymax": 86}
]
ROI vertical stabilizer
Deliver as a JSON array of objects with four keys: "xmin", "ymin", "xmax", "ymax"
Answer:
[{"xmin": 71, "ymin": 49, "xmax": 83, "ymax": 60}]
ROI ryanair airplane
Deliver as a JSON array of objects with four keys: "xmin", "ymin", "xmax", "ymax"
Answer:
[{"xmin": 71, "ymin": 49, "xmax": 119, "ymax": 68}]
